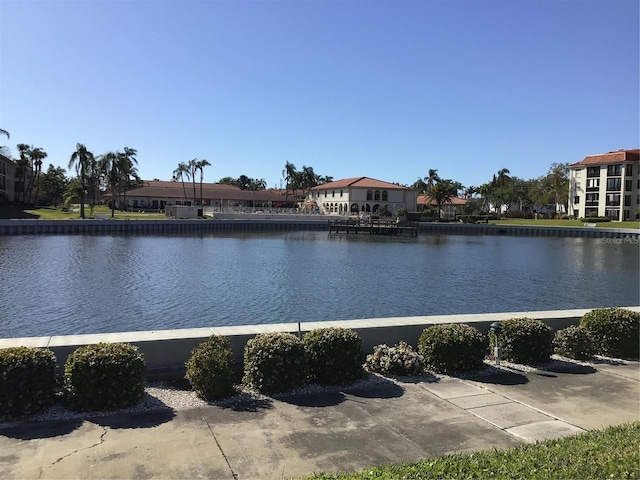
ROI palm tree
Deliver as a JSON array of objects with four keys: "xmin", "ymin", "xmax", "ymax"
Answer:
[
  {"xmin": 69, "ymin": 144, "xmax": 94, "ymax": 218},
  {"xmin": 427, "ymin": 169, "xmax": 441, "ymax": 188},
  {"xmin": 98, "ymin": 151, "xmax": 119, "ymax": 218},
  {"xmin": 0, "ymin": 128, "xmax": 8, "ymax": 142},
  {"xmin": 29, "ymin": 147, "xmax": 47, "ymax": 207},
  {"xmin": 282, "ymin": 161, "xmax": 296, "ymax": 207},
  {"xmin": 187, "ymin": 159, "xmax": 200, "ymax": 205},
  {"xmin": 493, "ymin": 168, "xmax": 511, "ymax": 214},
  {"xmin": 118, "ymin": 147, "xmax": 138, "ymax": 210},
  {"xmin": 427, "ymin": 179, "xmax": 457, "ymax": 220},
  {"xmin": 172, "ymin": 162, "xmax": 190, "ymax": 205},
  {"xmin": 195, "ymin": 159, "xmax": 211, "ymax": 208}
]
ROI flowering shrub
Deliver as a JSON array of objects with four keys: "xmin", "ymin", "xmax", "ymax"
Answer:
[
  {"xmin": 418, "ymin": 324, "xmax": 486, "ymax": 374},
  {"xmin": 0, "ymin": 347, "xmax": 57, "ymax": 418},
  {"xmin": 302, "ymin": 328, "xmax": 364, "ymax": 386},
  {"xmin": 365, "ymin": 342, "xmax": 425, "ymax": 376},
  {"xmin": 494, "ymin": 317, "xmax": 553, "ymax": 364},
  {"xmin": 553, "ymin": 325, "xmax": 597, "ymax": 360},
  {"xmin": 243, "ymin": 332, "xmax": 309, "ymax": 394},
  {"xmin": 64, "ymin": 343, "xmax": 145, "ymax": 411},
  {"xmin": 185, "ymin": 335, "xmax": 236, "ymax": 400},
  {"xmin": 580, "ymin": 308, "xmax": 640, "ymax": 359}
]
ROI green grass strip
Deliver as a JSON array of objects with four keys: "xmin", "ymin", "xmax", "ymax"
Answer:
[{"xmin": 306, "ymin": 422, "xmax": 639, "ymax": 480}]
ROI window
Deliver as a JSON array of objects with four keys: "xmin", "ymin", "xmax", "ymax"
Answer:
[
  {"xmin": 586, "ymin": 167, "xmax": 600, "ymax": 177},
  {"xmin": 340, "ymin": 190, "xmax": 343, "ymax": 197},
  {"xmin": 627, "ymin": 164, "xmax": 633, "ymax": 175},
  {"xmin": 574, "ymin": 196, "xmax": 580, "ymax": 204},
  {"xmin": 324, "ymin": 190, "xmax": 327, "ymax": 197},
  {"xmin": 332, "ymin": 190, "xmax": 335, "ymax": 197},
  {"xmin": 586, "ymin": 178, "xmax": 599, "ymax": 190},
  {"xmin": 374, "ymin": 190, "xmax": 380, "ymax": 201},
  {"xmin": 605, "ymin": 208, "xmax": 620, "ymax": 220},
  {"xmin": 366, "ymin": 190, "xmax": 372, "ymax": 201},
  {"xmin": 606, "ymin": 178, "xmax": 621, "ymax": 191},
  {"xmin": 574, "ymin": 170, "xmax": 582, "ymax": 178},
  {"xmin": 607, "ymin": 164, "xmax": 622, "ymax": 176},
  {"xmin": 574, "ymin": 181, "xmax": 581, "ymax": 190},
  {"xmin": 382, "ymin": 190, "xmax": 388, "ymax": 201},
  {"xmin": 625, "ymin": 180, "xmax": 632, "ymax": 191},
  {"xmin": 637, "ymin": 195, "xmax": 640, "ymax": 205},
  {"xmin": 606, "ymin": 193, "xmax": 620, "ymax": 206},
  {"xmin": 585, "ymin": 193, "xmax": 599, "ymax": 205},
  {"xmin": 624, "ymin": 195, "xmax": 631, "ymax": 207}
]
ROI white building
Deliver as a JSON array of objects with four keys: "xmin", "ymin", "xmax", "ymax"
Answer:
[
  {"xmin": 306, "ymin": 177, "xmax": 418, "ymax": 215},
  {"xmin": 568, "ymin": 149, "xmax": 639, "ymax": 222}
]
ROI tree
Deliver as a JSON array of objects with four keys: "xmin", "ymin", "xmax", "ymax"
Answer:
[
  {"xmin": 68, "ymin": 144, "xmax": 94, "ymax": 219},
  {"xmin": 195, "ymin": 158, "xmax": 211, "ymax": 207},
  {"xmin": 426, "ymin": 179, "xmax": 458, "ymax": 220},
  {"xmin": 38, "ymin": 164, "xmax": 68, "ymax": 207},
  {"xmin": 172, "ymin": 162, "xmax": 190, "ymax": 205},
  {"xmin": 187, "ymin": 158, "xmax": 200, "ymax": 205},
  {"xmin": 531, "ymin": 163, "xmax": 569, "ymax": 214},
  {"xmin": 117, "ymin": 147, "xmax": 139, "ymax": 210},
  {"xmin": 29, "ymin": 147, "xmax": 47, "ymax": 207},
  {"xmin": 98, "ymin": 151, "xmax": 119, "ymax": 217},
  {"xmin": 0, "ymin": 128, "xmax": 9, "ymax": 141},
  {"xmin": 282, "ymin": 161, "xmax": 297, "ymax": 206}
]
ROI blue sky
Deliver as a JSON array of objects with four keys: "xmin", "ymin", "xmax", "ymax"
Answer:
[{"xmin": 1, "ymin": 0, "xmax": 638, "ymax": 190}]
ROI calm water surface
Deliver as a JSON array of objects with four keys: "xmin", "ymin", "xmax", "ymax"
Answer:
[{"xmin": 0, "ymin": 232, "xmax": 638, "ymax": 338}]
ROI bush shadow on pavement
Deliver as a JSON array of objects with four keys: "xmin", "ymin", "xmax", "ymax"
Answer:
[{"xmin": 0, "ymin": 418, "xmax": 84, "ymax": 440}]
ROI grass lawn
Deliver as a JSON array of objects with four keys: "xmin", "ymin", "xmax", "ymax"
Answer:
[
  {"xmin": 490, "ymin": 218, "xmax": 640, "ymax": 229},
  {"xmin": 0, "ymin": 206, "xmax": 166, "ymax": 220},
  {"xmin": 306, "ymin": 422, "xmax": 639, "ymax": 480}
]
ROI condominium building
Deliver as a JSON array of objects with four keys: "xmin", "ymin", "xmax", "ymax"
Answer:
[
  {"xmin": 0, "ymin": 153, "xmax": 16, "ymax": 203},
  {"xmin": 568, "ymin": 149, "xmax": 639, "ymax": 221}
]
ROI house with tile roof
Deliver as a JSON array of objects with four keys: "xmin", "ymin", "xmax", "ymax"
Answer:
[
  {"xmin": 0, "ymin": 153, "xmax": 16, "ymax": 204},
  {"xmin": 306, "ymin": 177, "xmax": 418, "ymax": 215},
  {"xmin": 122, "ymin": 180, "xmax": 286, "ymax": 211},
  {"xmin": 417, "ymin": 195, "xmax": 468, "ymax": 220},
  {"xmin": 568, "ymin": 149, "xmax": 639, "ymax": 221}
]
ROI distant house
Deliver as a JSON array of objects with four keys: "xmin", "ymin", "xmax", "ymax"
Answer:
[
  {"xmin": 417, "ymin": 195, "xmax": 468, "ymax": 219},
  {"xmin": 123, "ymin": 181, "xmax": 285, "ymax": 211},
  {"xmin": 306, "ymin": 177, "xmax": 418, "ymax": 215},
  {"xmin": 568, "ymin": 149, "xmax": 639, "ymax": 221},
  {"xmin": 0, "ymin": 153, "xmax": 16, "ymax": 203}
]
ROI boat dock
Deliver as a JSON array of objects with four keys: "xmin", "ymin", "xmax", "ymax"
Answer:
[{"xmin": 328, "ymin": 218, "xmax": 419, "ymax": 236}]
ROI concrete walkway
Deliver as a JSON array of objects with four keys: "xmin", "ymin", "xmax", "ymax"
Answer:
[{"xmin": 0, "ymin": 359, "xmax": 638, "ymax": 480}]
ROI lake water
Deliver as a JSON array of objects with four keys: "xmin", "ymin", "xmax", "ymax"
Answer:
[{"xmin": 0, "ymin": 231, "xmax": 638, "ymax": 338}]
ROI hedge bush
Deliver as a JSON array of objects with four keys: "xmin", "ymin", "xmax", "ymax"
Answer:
[
  {"xmin": 243, "ymin": 332, "xmax": 309, "ymax": 394},
  {"xmin": 0, "ymin": 347, "xmax": 57, "ymax": 418},
  {"xmin": 302, "ymin": 328, "xmax": 364, "ymax": 386},
  {"xmin": 418, "ymin": 324, "xmax": 486, "ymax": 374},
  {"xmin": 185, "ymin": 335, "xmax": 236, "ymax": 400},
  {"xmin": 494, "ymin": 317, "xmax": 554, "ymax": 364},
  {"xmin": 64, "ymin": 343, "xmax": 145, "ymax": 411},
  {"xmin": 365, "ymin": 342, "xmax": 425, "ymax": 376},
  {"xmin": 580, "ymin": 308, "xmax": 640, "ymax": 359},
  {"xmin": 553, "ymin": 325, "xmax": 597, "ymax": 360}
]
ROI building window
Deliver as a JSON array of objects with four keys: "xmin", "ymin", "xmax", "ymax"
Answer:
[
  {"xmin": 606, "ymin": 178, "xmax": 621, "ymax": 191},
  {"xmin": 627, "ymin": 164, "xmax": 633, "ymax": 175},
  {"xmin": 637, "ymin": 195, "xmax": 640, "ymax": 205},
  {"xmin": 332, "ymin": 190, "xmax": 335, "ymax": 197},
  {"xmin": 605, "ymin": 208, "xmax": 620, "ymax": 220},
  {"xmin": 381, "ymin": 190, "xmax": 388, "ymax": 201},
  {"xmin": 574, "ymin": 196, "xmax": 580, "ymax": 204},
  {"xmin": 624, "ymin": 195, "xmax": 631, "ymax": 207},
  {"xmin": 366, "ymin": 190, "xmax": 372, "ymax": 201},
  {"xmin": 625, "ymin": 180, "xmax": 632, "ymax": 191},
  {"xmin": 374, "ymin": 190, "xmax": 380, "ymax": 201},
  {"xmin": 574, "ymin": 181, "xmax": 581, "ymax": 191},
  {"xmin": 624, "ymin": 209, "xmax": 630, "ymax": 220},
  {"xmin": 607, "ymin": 164, "xmax": 622, "ymax": 176},
  {"xmin": 574, "ymin": 170, "xmax": 582, "ymax": 178},
  {"xmin": 324, "ymin": 190, "xmax": 327, "ymax": 197},
  {"xmin": 586, "ymin": 193, "xmax": 599, "ymax": 205},
  {"xmin": 586, "ymin": 178, "xmax": 599, "ymax": 190},
  {"xmin": 340, "ymin": 190, "xmax": 343, "ymax": 197},
  {"xmin": 586, "ymin": 167, "xmax": 600, "ymax": 177},
  {"xmin": 606, "ymin": 193, "xmax": 620, "ymax": 206}
]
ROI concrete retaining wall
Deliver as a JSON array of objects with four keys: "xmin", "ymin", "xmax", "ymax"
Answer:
[
  {"xmin": 2, "ymin": 307, "xmax": 638, "ymax": 375},
  {"xmin": 0, "ymin": 218, "xmax": 638, "ymax": 238}
]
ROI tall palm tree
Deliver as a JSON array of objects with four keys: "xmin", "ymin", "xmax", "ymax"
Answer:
[
  {"xmin": 172, "ymin": 162, "xmax": 190, "ymax": 205},
  {"xmin": 98, "ymin": 151, "xmax": 119, "ymax": 218},
  {"xmin": 427, "ymin": 169, "xmax": 441, "ymax": 188},
  {"xmin": 69, "ymin": 144, "xmax": 94, "ymax": 219},
  {"xmin": 186, "ymin": 159, "xmax": 200, "ymax": 205},
  {"xmin": 29, "ymin": 147, "xmax": 47, "ymax": 207},
  {"xmin": 494, "ymin": 168, "xmax": 511, "ymax": 214},
  {"xmin": 282, "ymin": 161, "xmax": 296, "ymax": 207},
  {"xmin": 15, "ymin": 144, "xmax": 31, "ymax": 205},
  {"xmin": 195, "ymin": 159, "xmax": 211, "ymax": 208},
  {"xmin": 118, "ymin": 147, "xmax": 138, "ymax": 210}
]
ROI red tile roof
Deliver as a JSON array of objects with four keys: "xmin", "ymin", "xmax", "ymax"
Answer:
[
  {"xmin": 126, "ymin": 181, "xmax": 284, "ymax": 202},
  {"xmin": 417, "ymin": 195, "xmax": 468, "ymax": 206},
  {"xmin": 310, "ymin": 177, "xmax": 408, "ymax": 190},
  {"xmin": 569, "ymin": 149, "xmax": 640, "ymax": 167}
]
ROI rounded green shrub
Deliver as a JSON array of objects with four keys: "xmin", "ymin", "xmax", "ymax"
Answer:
[
  {"xmin": 64, "ymin": 343, "xmax": 145, "ymax": 411},
  {"xmin": 365, "ymin": 342, "xmax": 425, "ymax": 376},
  {"xmin": 418, "ymin": 324, "xmax": 486, "ymax": 374},
  {"xmin": 495, "ymin": 317, "xmax": 554, "ymax": 364},
  {"xmin": 302, "ymin": 328, "xmax": 364, "ymax": 386},
  {"xmin": 553, "ymin": 326, "xmax": 597, "ymax": 360},
  {"xmin": 185, "ymin": 335, "xmax": 236, "ymax": 400},
  {"xmin": 0, "ymin": 347, "xmax": 57, "ymax": 418},
  {"xmin": 580, "ymin": 308, "xmax": 640, "ymax": 359},
  {"xmin": 243, "ymin": 332, "xmax": 309, "ymax": 394}
]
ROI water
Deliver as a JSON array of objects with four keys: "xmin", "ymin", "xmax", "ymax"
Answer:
[{"xmin": 0, "ymin": 232, "xmax": 638, "ymax": 338}]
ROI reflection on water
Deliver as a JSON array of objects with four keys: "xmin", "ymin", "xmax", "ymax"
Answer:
[{"xmin": 0, "ymin": 232, "xmax": 638, "ymax": 337}]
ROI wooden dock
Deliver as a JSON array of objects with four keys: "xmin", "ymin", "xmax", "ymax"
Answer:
[{"xmin": 328, "ymin": 218, "xmax": 418, "ymax": 236}]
